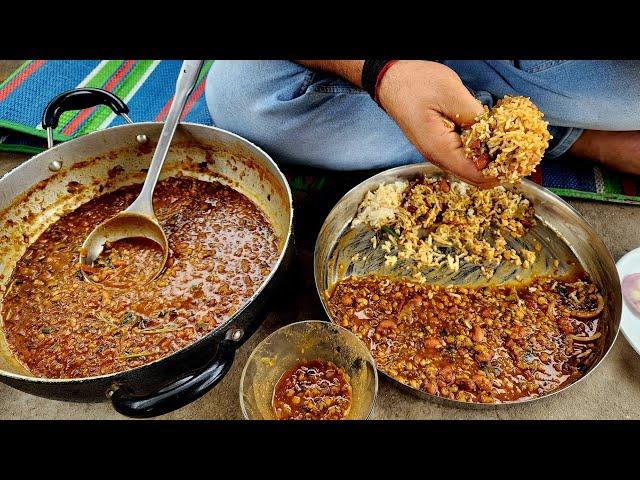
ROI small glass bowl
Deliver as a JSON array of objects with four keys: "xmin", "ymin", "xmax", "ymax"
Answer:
[{"xmin": 239, "ymin": 320, "xmax": 378, "ymax": 420}]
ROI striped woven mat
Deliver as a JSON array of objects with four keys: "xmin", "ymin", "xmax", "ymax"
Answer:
[
  {"xmin": 1, "ymin": 60, "xmax": 639, "ymax": 204},
  {"xmin": 0, "ymin": 60, "xmax": 213, "ymax": 153}
]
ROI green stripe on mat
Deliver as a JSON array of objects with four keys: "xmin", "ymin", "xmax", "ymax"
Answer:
[
  {"xmin": 601, "ymin": 169, "xmax": 623, "ymax": 195},
  {"xmin": 0, "ymin": 60, "xmax": 32, "ymax": 88},
  {"xmin": 75, "ymin": 61, "xmax": 156, "ymax": 136},
  {"xmin": 56, "ymin": 60, "xmax": 124, "ymax": 133},
  {"xmin": 548, "ymin": 187, "xmax": 640, "ymax": 204},
  {"xmin": 0, "ymin": 143, "xmax": 45, "ymax": 154},
  {"xmin": 0, "ymin": 118, "xmax": 69, "ymax": 142},
  {"xmin": 198, "ymin": 60, "xmax": 214, "ymax": 83}
]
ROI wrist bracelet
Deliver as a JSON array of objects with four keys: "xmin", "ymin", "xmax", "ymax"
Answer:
[
  {"xmin": 374, "ymin": 60, "xmax": 399, "ymax": 106},
  {"xmin": 361, "ymin": 60, "xmax": 397, "ymax": 106}
]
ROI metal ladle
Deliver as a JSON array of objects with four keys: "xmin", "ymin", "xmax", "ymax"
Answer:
[{"xmin": 79, "ymin": 60, "xmax": 204, "ymax": 283}]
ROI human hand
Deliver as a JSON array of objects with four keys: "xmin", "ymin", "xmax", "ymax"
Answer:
[{"xmin": 377, "ymin": 60, "xmax": 498, "ymax": 188}]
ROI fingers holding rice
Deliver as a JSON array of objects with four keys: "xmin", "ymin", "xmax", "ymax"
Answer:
[{"xmin": 461, "ymin": 96, "xmax": 552, "ymax": 183}]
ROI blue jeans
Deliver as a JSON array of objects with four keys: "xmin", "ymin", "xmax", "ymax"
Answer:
[{"xmin": 205, "ymin": 60, "xmax": 640, "ymax": 170}]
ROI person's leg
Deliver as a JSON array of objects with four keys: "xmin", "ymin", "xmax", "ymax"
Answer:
[
  {"xmin": 443, "ymin": 60, "xmax": 640, "ymax": 174},
  {"xmin": 207, "ymin": 60, "xmax": 640, "ymax": 174},
  {"xmin": 205, "ymin": 60, "xmax": 422, "ymax": 170}
]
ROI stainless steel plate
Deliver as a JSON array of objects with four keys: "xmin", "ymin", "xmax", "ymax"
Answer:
[{"xmin": 314, "ymin": 163, "xmax": 621, "ymax": 407}]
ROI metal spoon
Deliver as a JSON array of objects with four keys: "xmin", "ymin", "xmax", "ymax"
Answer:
[{"xmin": 79, "ymin": 60, "xmax": 204, "ymax": 283}]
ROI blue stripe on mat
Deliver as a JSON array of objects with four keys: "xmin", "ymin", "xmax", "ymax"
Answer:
[
  {"xmin": 541, "ymin": 157, "xmax": 597, "ymax": 192},
  {"xmin": 0, "ymin": 61, "xmax": 101, "ymax": 129}
]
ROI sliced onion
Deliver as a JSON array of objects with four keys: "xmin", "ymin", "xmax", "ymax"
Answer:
[
  {"xmin": 622, "ymin": 272, "xmax": 640, "ymax": 316},
  {"xmin": 569, "ymin": 332, "xmax": 601, "ymax": 342},
  {"xmin": 569, "ymin": 293, "xmax": 604, "ymax": 319}
]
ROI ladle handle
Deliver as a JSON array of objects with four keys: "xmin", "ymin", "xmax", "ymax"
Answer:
[{"xmin": 127, "ymin": 60, "xmax": 204, "ymax": 217}]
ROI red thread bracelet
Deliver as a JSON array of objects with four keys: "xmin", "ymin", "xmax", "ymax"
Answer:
[{"xmin": 373, "ymin": 60, "xmax": 399, "ymax": 108}]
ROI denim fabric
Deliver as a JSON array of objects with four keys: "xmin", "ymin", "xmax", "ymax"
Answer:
[{"xmin": 205, "ymin": 60, "xmax": 640, "ymax": 170}]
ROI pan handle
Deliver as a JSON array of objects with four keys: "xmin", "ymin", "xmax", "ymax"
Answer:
[
  {"xmin": 109, "ymin": 332, "xmax": 240, "ymax": 418},
  {"xmin": 41, "ymin": 88, "xmax": 132, "ymax": 149}
]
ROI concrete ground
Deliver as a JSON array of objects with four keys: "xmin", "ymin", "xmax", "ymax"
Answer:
[{"xmin": 0, "ymin": 61, "xmax": 639, "ymax": 419}]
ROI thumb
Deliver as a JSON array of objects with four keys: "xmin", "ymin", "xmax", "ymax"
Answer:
[{"xmin": 439, "ymin": 82, "xmax": 485, "ymax": 128}]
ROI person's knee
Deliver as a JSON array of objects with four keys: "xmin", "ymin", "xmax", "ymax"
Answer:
[
  {"xmin": 567, "ymin": 60, "xmax": 640, "ymax": 130},
  {"xmin": 446, "ymin": 60, "xmax": 640, "ymax": 131},
  {"xmin": 205, "ymin": 60, "xmax": 320, "ymax": 164},
  {"xmin": 206, "ymin": 60, "xmax": 335, "ymax": 165},
  {"xmin": 205, "ymin": 60, "xmax": 307, "ymax": 139},
  {"xmin": 541, "ymin": 92, "xmax": 640, "ymax": 132}
]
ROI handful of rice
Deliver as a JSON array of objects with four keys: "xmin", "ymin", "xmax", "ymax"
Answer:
[
  {"xmin": 352, "ymin": 175, "xmax": 537, "ymax": 278},
  {"xmin": 461, "ymin": 96, "xmax": 552, "ymax": 183}
]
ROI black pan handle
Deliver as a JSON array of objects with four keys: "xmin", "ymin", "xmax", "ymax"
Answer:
[
  {"xmin": 42, "ymin": 88, "xmax": 131, "ymax": 148},
  {"xmin": 42, "ymin": 88, "xmax": 130, "ymax": 129},
  {"xmin": 110, "ymin": 337, "xmax": 237, "ymax": 418}
]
